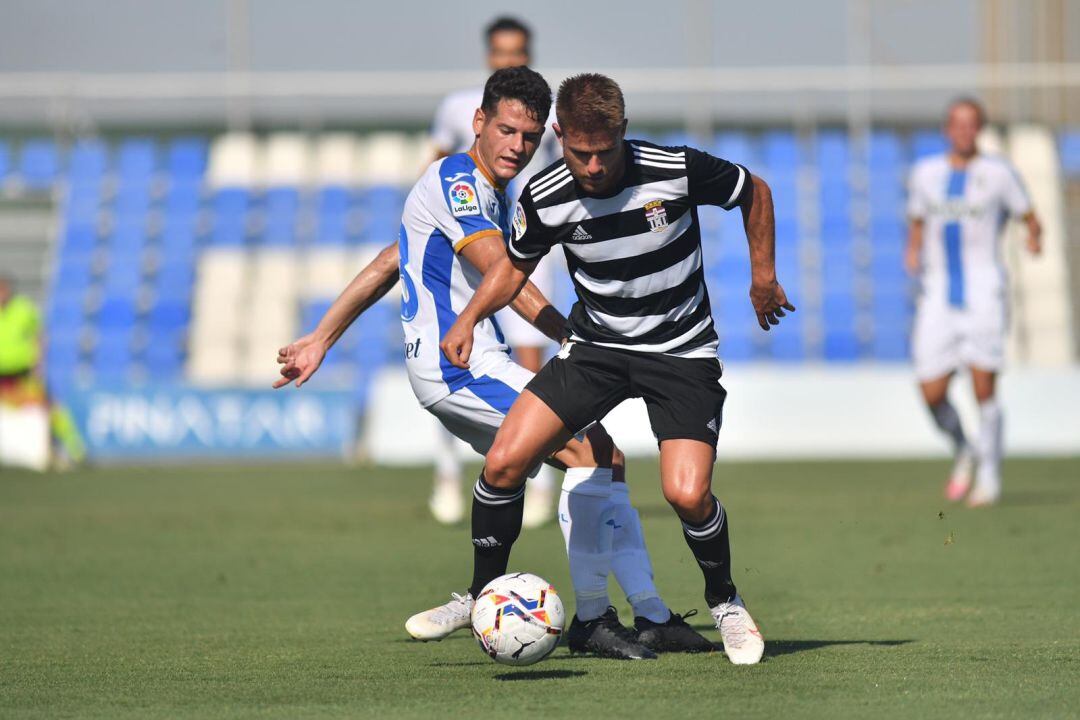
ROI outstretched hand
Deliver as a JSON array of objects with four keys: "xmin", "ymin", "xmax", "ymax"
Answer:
[
  {"xmin": 750, "ymin": 279, "xmax": 796, "ymax": 331},
  {"xmin": 273, "ymin": 334, "xmax": 328, "ymax": 389},
  {"xmin": 440, "ymin": 318, "xmax": 475, "ymax": 370}
]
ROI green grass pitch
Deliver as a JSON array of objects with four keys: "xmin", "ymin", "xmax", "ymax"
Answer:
[{"xmin": 1, "ymin": 458, "xmax": 1077, "ymax": 719}]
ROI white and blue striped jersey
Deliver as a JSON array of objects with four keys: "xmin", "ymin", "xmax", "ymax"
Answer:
[
  {"xmin": 907, "ymin": 153, "xmax": 1032, "ymax": 309},
  {"xmin": 399, "ymin": 151, "xmax": 513, "ymax": 407}
]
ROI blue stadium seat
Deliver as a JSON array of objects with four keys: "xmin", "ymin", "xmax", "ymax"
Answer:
[
  {"xmin": 107, "ymin": 222, "xmax": 148, "ymax": 255},
  {"xmin": 263, "ymin": 187, "xmax": 299, "ymax": 246},
  {"xmin": 868, "ymin": 176, "xmax": 904, "ymax": 219},
  {"xmin": 92, "ymin": 332, "xmax": 135, "ymax": 384},
  {"xmin": 147, "ymin": 299, "xmax": 190, "ymax": 331},
  {"xmin": 68, "ymin": 139, "xmax": 108, "ymax": 185},
  {"xmin": 868, "ymin": 130, "xmax": 905, "ymax": 172},
  {"xmin": 769, "ymin": 177, "xmax": 798, "ymax": 222},
  {"xmin": 159, "ymin": 223, "xmax": 197, "ymax": 255},
  {"xmin": 316, "ymin": 186, "xmax": 350, "ymax": 245},
  {"xmin": 18, "ymin": 138, "xmax": 60, "ymax": 189},
  {"xmin": 301, "ymin": 301, "xmax": 334, "ymax": 334},
  {"xmin": 1058, "ymin": 130, "xmax": 1080, "ymax": 178},
  {"xmin": 164, "ymin": 180, "xmax": 201, "ymax": 221},
  {"xmin": 144, "ymin": 340, "xmax": 184, "ymax": 378},
  {"xmin": 766, "ymin": 323, "xmax": 806, "ymax": 361},
  {"xmin": 816, "ymin": 131, "xmax": 849, "ymax": 173},
  {"xmin": 61, "ymin": 225, "xmax": 99, "ymax": 254},
  {"xmin": 96, "ymin": 297, "xmax": 138, "ymax": 329},
  {"xmin": 167, "ymin": 137, "xmax": 208, "ymax": 181},
  {"xmin": 53, "ymin": 257, "xmax": 95, "ymax": 294},
  {"xmin": 210, "ymin": 188, "xmax": 250, "ymax": 246},
  {"xmin": 46, "ymin": 295, "xmax": 87, "ymax": 335},
  {"xmin": 822, "ymin": 292, "xmax": 856, "ymax": 328},
  {"xmin": 820, "ymin": 183, "xmax": 851, "ymax": 220},
  {"xmin": 117, "ymin": 138, "xmax": 157, "ymax": 185},
  {"xmin": 0, "ymin": 140, "xmax": 9, "ymax": 181},
  {"xmin": 113, "ymin": 184, "xmax": 152, "ymax": 223},
  {"xmin": 761, "ymin": 130, "xmax": 800, "ymax": 175},
  {"xmin": 911, "ymin": 130, "xmax": 946, "ymax": 160},
  {"xmin": 711, "ymin": 131, "xmax": 758, "ymax": 167},
  {"xmin": 360, "ymin": 185, "xmax": 407, "ymax": 244},
  {"xmin": 154, "ymin": 264, "xmax": 195, "ymax": 299},
  {"xmin": 823, "ymin": 330, "xmax": 860, "ymax": 361},
  {"xmin": 870, "ymin": 329, "xmax": 908, "ymax": 361}
]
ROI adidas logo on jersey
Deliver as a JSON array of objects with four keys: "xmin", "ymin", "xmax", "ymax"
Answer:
[
  {"xmin": 571, "ymin": 225, "xmax": 592, "ymax": 241},
  {"xmin": 472, "ymin": 536, "xmax": 502, "ymax": 548},
  {"xmin": 706, "ymin": 417, "xmax": 719, "ymax": 434}
]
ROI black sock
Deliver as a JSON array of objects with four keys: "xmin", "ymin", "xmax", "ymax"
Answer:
[
  {"xmin": 681, "ymin": 496, "xmax": 737, "ymax": 607},
  {"xmin": 468, "ymin": 471, "xmax": 525, "ymax": 598}
]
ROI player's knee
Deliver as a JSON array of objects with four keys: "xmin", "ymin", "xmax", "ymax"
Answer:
[
  {"xmin": 662, "ymin": 479, "xmax": 712, "ymax": 519},
  {"xmin": 923, "ymin": 388, "xmax": 948, "ymax": 408},
  {"xmin": 483, "ymin": 444, "xmax": 529, "ymax": 489}
]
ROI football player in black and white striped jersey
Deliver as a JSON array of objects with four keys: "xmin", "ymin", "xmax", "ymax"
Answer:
[{"xmin": 440, "ymin": 73, "xmax": 795, "ymax": 665}]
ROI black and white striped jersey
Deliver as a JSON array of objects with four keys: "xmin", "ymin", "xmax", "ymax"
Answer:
[{"xmin": 508, "ymin": 139, "xmax": 751, "ymax": 358}]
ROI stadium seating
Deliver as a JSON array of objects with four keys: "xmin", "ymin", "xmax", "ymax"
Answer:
[{"xmin": 31, "ymin": 127, "xmax": 987, "ymax": 402}]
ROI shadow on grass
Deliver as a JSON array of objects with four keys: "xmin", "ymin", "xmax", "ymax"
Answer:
[
  {"xmin": 765, "ymin": 639, "xmax": 913, "ymax": 657},
  {"xmin": 494, "ymin": 669, "xmax": 588, "ymax": 681},
  {"xmin": 681, "ymin": 630, "xmax": 913, "ymax": 656},
  {"xmin": 428, "ymin": 660, "xmax": 491, "ymax": 667}
]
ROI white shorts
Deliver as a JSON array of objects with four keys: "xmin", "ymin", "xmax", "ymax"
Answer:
[
  {"xmin": 494, "ymin": 250, "xmax": 560, "ymax": 348},
  {"xmin": 426, "ymin": 354, "xmax": 543, "ymax": 476},
  {"xmin": 911, "ymin": 298, "xmax": 1007, "ymax": 381}
]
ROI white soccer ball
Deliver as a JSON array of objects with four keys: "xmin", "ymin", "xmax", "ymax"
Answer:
[{"xmin": 471, "ymin": 572, "xmax": 565, "ymax": 666}]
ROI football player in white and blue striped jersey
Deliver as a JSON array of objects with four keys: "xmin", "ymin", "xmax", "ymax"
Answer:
[{"xmin": 906, "ymin": 98, "xmax": 1042, "ymax": 506}]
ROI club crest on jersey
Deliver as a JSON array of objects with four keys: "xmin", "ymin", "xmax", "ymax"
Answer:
[
  {"xmin": 512, "ymin": 202, "xmax": 527, "ymax": 241},
  {"xmin": 449, "ymin": 181, "xmax": 480, "ymax": 216},
  {"xmin": 644, "ymin": 199, "xmax": 668, "ymax": 231}
]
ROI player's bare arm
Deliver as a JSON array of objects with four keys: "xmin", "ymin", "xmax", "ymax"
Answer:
[
  {"xmin": 741, "ymin": 173, "xmax": 796, "ymax": 330},
  {"xmin": 273, "ymin": 240, "xmax": 400, "ymax": 389},
  {"xmin": 906, "ymin": 218, "xmax": 925, "ymax": 276},
  {"xmin": 1023, "ymin": 211, "xmax": 1042, "ymax": 255},
  {"xmin": 456, "ymin": 235, "xmax": 567, "ymax": 344},
  {"xmin": 440, "ymin": 253, "xmax": 537, "ymax": 369}
]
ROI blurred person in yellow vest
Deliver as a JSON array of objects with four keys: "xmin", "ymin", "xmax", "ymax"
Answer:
[{"xmin": 0, "ymin": 275, "xmax": 85, "ymax": 466}]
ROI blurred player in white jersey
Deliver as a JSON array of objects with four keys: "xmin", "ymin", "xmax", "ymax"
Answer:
[
  {"xmin": 428, "ymin": 16, "xmax": 560, "ymax": 527},
  {"xmin": 906, "ymin": 98, "xmax": 1042, "ymax": 506}
]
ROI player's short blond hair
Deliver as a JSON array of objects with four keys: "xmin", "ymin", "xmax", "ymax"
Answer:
[{"xmin": 556, "ymin": 73, "xmax": 625, "ymax": 134}]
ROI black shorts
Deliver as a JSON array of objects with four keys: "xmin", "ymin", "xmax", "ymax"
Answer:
[{"xmin": 525, "ymin": 342, "xmax": 727, "ymax": 447}]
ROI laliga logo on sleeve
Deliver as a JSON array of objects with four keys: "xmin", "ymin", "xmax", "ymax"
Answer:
[
  {"xmin": 512, "ymin": 202, "xmax": 527, "ymax": 241},
  {"xmin": 449, "ymin": 181, "xmax": 480, "ymax": 216}
]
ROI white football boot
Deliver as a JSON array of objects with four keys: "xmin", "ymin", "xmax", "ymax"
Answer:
[
  {"xmin": 405, "ymin": 592, "xmax": 474, "ymax": 641},
  {"xmin": 966, "ymin": 467, "xmax": 1001, "ymax": 508},
  {"xmin": 709, "ymin": 594, "xmax": 765, "ymax": 665},
  {"xmin": 428, "ymin": 474, "xmax": 465, "ymax": 525},
  {"xmin": 944, "ymin": 449, "xmax": 975, "ymax": 502}
]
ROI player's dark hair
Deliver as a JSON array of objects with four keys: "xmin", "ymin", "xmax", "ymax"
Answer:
[
  {"xmin": 485, "ymin": 16, "xmax": 531, "ymax": 47},
  {"xmin": 480, "ymin": 66, "xmax": 552, "ymax": 124},
  {"xmin": 556, "ymin": 73, "xmax": 625, "ymax": 134},
  {"xmin": 947, "ymin": 96, "xmax": 987, "ymax": 128}
]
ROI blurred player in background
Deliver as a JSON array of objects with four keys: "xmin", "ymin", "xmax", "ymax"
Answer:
[
  {"xmin": 0, "ymin": 276, "xmax": 85, "ymax": 467},
  {"xmin": 906, "ymin": 98, "xmax": 1042, "ymax": 507},
  {"xmin": 276, "ymin": 67, "xmax": 710, "ymax": 659},
  {"xmin": 428, "ymin": 16, "xmax": 560, "ymax": 528}
]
